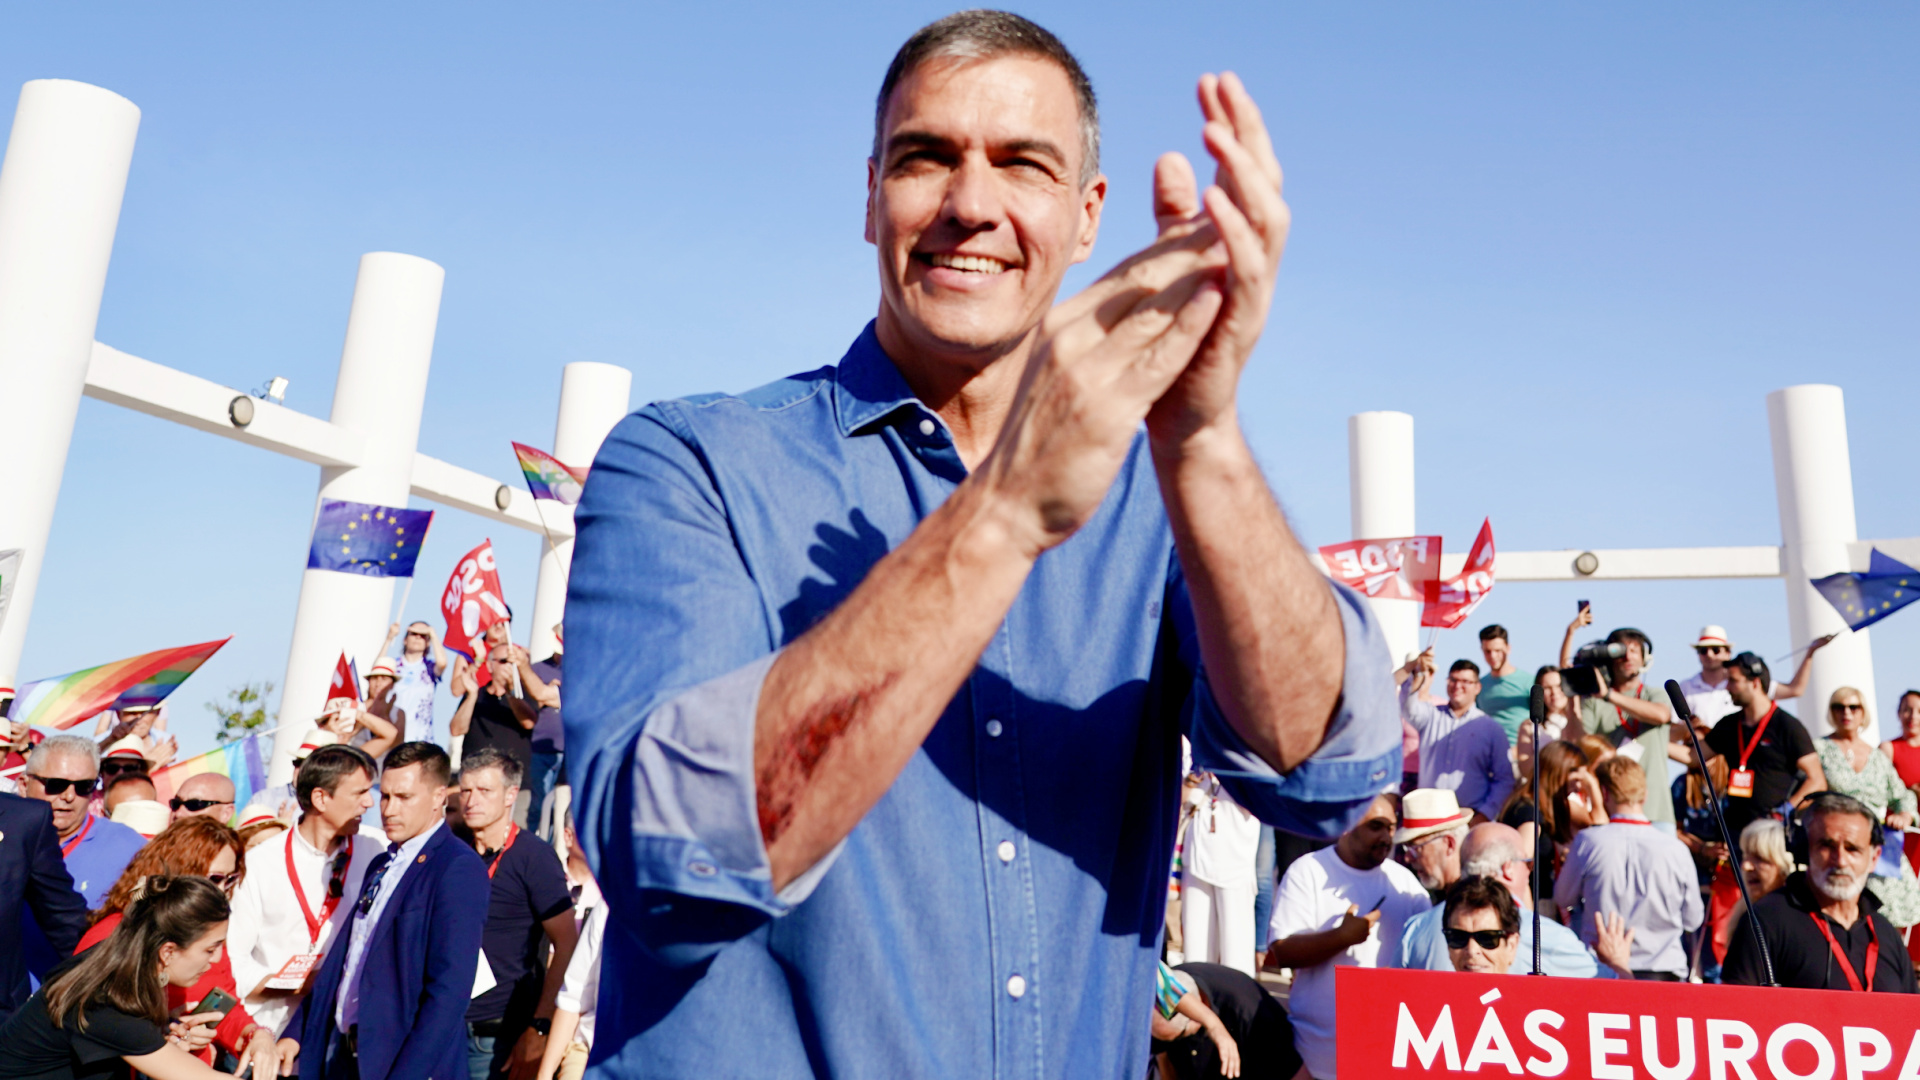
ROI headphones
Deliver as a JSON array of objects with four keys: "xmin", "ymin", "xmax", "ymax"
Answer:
[
  {"xmin": 1607, "ymin": 627, "xmax": 1654, "ymax": 667},
  {"xmin": 1786, "ymin": 792, "xmax": 1885, "ymax": 867}
]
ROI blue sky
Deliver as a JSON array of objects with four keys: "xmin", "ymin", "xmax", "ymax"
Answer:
[{"xmin": 4, "ymin": 3, "xmax": 1916, "ymax": 753}]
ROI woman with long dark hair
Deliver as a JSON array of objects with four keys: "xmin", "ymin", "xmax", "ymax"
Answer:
[
  {"xmin": 0, "ymin": 876, "xmax": 287, "ymax": 1079},
  {"xmin": 74, "ymin": 815, "xmax": 296, "ymax": 1076}
]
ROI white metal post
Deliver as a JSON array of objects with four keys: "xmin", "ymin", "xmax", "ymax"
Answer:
[
  {"xmin": 0, "ymin": 80, "xmax": 140, "ymax": 688},
  {"xmin": 1348, "ymin": 411, "xmax": 1420, "ymax": 666},
  {"xmin": 527, "ymin": 362, "xmax": 632, "ymax": 662},
  {"xmin": 1767, "ymin": 385, "xmax": 1876, "ymax": 736},
  {"xmin": 272, "ymin": 253, "xmax": 444, "ymax": 780}
]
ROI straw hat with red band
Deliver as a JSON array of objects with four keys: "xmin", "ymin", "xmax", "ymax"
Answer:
[
  {"xmin": 237, "ymin": 805, "xmax": 282, "ymax": 829},
  {"xmin": 102, "ymin": 737, "xmax": 148, "ymax": 764},
  {"xmin": 367, "ymin": 658, "xmax": 399, "ymax": 681},
  {"xmin": 1394, "ymin": 788, "xmax": 1475, "ymax": 845},
  {"xmin": 1692, "ymin": 625, "xmax": 1733, "ymax": 650},
  {"xmin": 294, "ymin": 729, "xmax": 339, "ymax": 760}
]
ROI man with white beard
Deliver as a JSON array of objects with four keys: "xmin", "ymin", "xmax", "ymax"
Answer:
[{"xmin": 1723, "ymin": 792, "xmax": 1918, "ymax": 992}]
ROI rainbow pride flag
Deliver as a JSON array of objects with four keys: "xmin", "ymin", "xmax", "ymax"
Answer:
[
  {"xmin": 512, "ymin": 442, "xmax": 588, "ymax": 505},
  {"xmin": 6, "ymin": 637, "xmax": 230, "ymax": 730},
  {"xmin": 152, "ymin": 732, "xmax": 268, "ymax": 820}
]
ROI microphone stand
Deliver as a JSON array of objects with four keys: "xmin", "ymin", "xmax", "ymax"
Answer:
[
  {"xmin": 1666, "ymin": 679, "xmax": 1777, "ymax": 987},
  {"xmin": 1528, "ymin": 684, "xmax": 1544, "ymax": 976}
]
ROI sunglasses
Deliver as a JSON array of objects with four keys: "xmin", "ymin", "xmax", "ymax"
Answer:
[
  {"xmin": 406, "ymin": 630, "xmax": 429, "ymax": 638},
  {"xmin": 1697, "ymin": 646, "xmax": 1731, "ymax": 655},
  {"xmin": 29, "ymin": 775, "xmax": 98, "ymax": 797},
  {"xmin": 207, "ymin": 871, "xmax": 242, "ymax": 891},
  {"xmin": 99, "ymin": 758, "xmax": 148, "ymax": 776},
  {"xmin": 1443, "ymin": 927, "xmax": 1513, "ymax": 951},
  {"xmin": 169, "ymin": 797, "xmax": 232, "ymax": 813},
  {"xmin": 1831, "ymin": 703, "xmax": 1865, "ymax": 713}
]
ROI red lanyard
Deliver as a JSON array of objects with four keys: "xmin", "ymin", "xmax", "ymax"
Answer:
[
  {"xmin": 286, "ymin": 831, "xmax": 352, "ymax": 944},
  {"xmin": 1737, "ymin": 704, "xmax": 1778, "ymax": 770},
  {"xmin": 59, "ymin": 815, "xmax": 94, "ymax": 858},
  {"xmin": 1811, "ymin": 911, "xmax": 1878, "ymax": 992},
  {"xmin": 484, "ymin": 825, "xmax": 519, "ymax": 880},
  {"xmin": 1609, "ymin": 816, "xmax": 1652, "ymax": 825}
]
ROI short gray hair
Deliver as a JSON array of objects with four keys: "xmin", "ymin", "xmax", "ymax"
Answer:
[
  {"xmin": 27, "ymin": 734, "xmax": 100, "ymax": 775},
  {"xmin": 1739, "ymin": 818, "xmax": 1792, "ymax": 874},
  {"xmin": 873, "ymin": 10, "xmax": 1100, "ymax": 186},
  {"xmin": 1461, "ymin": 829, "xmax": 1530, "ymax": 878}
]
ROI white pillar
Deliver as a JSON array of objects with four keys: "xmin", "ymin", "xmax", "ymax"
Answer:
[
  {"xmin": 527, "ymin": 362, "xmax": 632, "ymax": 662},
  {"xmin": 1348, "ymin": 411, "xmax": 1420, "ymax": 666},
  {"xmin": 273, "ymin": 253, "xmax": 444, "ymax": 780},
  {"xmin": 1768, "ymin": 385, "xmax": 1876, "ymax": 736},
  {"xmin": 0, "ymin": 81, "xmax": 140, "ymax": 687}
]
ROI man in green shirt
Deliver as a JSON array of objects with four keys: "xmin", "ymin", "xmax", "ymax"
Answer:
[
  {"xmin": 1570, "ymin": 626, "xmax": 1678, "ymax": 828},
  {"xmin": 1474, "ymin": 624, "xmax": 1534, "ymax": 746}
]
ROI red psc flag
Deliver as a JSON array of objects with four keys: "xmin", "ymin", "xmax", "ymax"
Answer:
[
  {"xmin": 1421, "ymin": 518, "xmax": 1495, "ymax": 629},
  {"xmin": 1319, "ymin": 535, "xmax": 1444, "ymax": 600},
  {"xmin": 442, "ymin": 540, "xmax": 509, "ymax": 661}
]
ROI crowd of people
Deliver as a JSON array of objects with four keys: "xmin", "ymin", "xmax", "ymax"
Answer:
[
  {"xmin": 1169, "ymin": 616, "xmax": 1920, "ymax": 1077},
  {"xmin": 0, "ymin": 616, "xmax": 605, "ymax": 1080},
  {"xmin": 1, "ymin": 10, "xmax": 1915, "ymax": 1080}
]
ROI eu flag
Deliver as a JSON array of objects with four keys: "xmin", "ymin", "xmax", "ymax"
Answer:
[
  {"xmin": 1812, "ymin": 548, "xmax": 1920, "ymax": 631},
  {"xmin": 306, "ymin": 499, "xmax": 434, "ymax": 578}
]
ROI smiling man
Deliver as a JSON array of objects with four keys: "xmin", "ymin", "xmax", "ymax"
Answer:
[{"xmin": 565, "ymin": 11, "xmax": 1398, "ymax": 1079}]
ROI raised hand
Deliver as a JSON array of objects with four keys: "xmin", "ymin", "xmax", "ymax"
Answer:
[
  {"xmin": 1334, "ymin": 902, "xmax": 1383, "ymax": 947},
  {"xmin": 1144, "ymin": 72, "xmax": 1290, "ymax": 448},
  {"xmin": 976, "ymin": 203, "xmax": 1226, "ymax": 556}
]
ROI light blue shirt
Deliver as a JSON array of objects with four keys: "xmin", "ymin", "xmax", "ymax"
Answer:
[
  {"xmin": 1394, "ymin": 900, "xmax": 1603, "ymax": 978},
  {"xmin": 1400, "ymin": 684, "xmax": 1515, "ymax": 819},
  {"xmin": 563, "ymin": 324, "xmax": 1403, "ymax": 1080},
  {"xmin": 337, "ymin": 818, "xmax": 442, "ymax": 1030}
]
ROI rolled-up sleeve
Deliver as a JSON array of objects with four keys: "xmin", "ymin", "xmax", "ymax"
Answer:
[
  {"xmin": 1182, "ymin": 571, "xmax": 1401, "ymax": 841},
  {"xmin": 565, "ymin": 407, "xmax": 836, "ymax": 968}
]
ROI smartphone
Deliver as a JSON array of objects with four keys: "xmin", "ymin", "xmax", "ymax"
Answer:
[
  {"xmin": 1578, "ymin": 600, "xmax": 1591, "ymax": 615},
  {"xmin": 195, "ymin": 986, "xmax": 238, "ymax": 1017}
]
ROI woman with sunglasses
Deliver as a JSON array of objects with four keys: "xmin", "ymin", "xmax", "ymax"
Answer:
[
  {"xmin": 1814, "ymin": 686, "xmax": 1920, "ymax": 931},
  {"xmin": 73, "ymin": 816, "xmax": 297, "ymax": 1077},
  {"xmin": 0, "ymin": 876, "xmax": 280, "ymax": 1079}
]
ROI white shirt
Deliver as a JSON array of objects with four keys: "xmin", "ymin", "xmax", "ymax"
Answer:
[
  {"xmin": 339, "ymin": 818, "xmax": 441, "ymax": 1030},
  {"xmin": 1183, "ymin": 778, "xmax": 1261, "ymax": 889},
  {"xmin": 227, "ymin": 821, "xmax": 380, "ymax": 1035},
  {"xmin": 1679, "ymin": 670, "xmax": 1777, "ymax": 729},
  {"xmin": 555, "ymin": 877, "xmax": 606, "ymax": 1048},
  {"xmin": 1268, "ymin": 847, "xmax": 1431, "ymax": 1079}
]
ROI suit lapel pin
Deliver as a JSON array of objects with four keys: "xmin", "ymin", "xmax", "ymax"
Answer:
[{"xmin": 417, "ymin": 853, "xmax": 427, "ymax": 863}]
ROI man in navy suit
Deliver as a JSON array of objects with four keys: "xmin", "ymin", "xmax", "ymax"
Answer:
[
  {"xmin": 0, "ymin": 790, "xmax": 90, "ymax": 1023},
  {"xmin": 290, "ymin": 741, "xmax": 490, "ymax": 1080}
]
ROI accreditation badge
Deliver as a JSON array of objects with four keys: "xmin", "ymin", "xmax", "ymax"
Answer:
[
  {"xmin": 266, "ymin": 950, "xmax": 321, "ymax": 989},
  {"xmin": 1727, "ymin": 768, "xmax": 1755, "ymax": 799}
]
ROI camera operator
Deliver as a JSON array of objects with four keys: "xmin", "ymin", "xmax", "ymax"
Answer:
[{"xmin": 1562, "ymin": 626, "xmax": 1678, "ymax": 831}]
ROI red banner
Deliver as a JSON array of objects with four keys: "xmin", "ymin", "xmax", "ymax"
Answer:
[
  {"xmin": 1319, "ymin": 535, "xmax": 1444, "ymax": 600},
  {"xmin": 441, "ymin": 539, "xmax": 509, "ymax": 661},
  {"xmin": 1338, "ymin": 965, "xmax": 1919, "ymax": 1078},
  {"xmin": 1422, "ymin": 518, "xmax": 1496, "ymax": 629}
]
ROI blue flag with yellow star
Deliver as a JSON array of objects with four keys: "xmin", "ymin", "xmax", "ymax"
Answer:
[
  {"xmin": 306, "ymin": 499, "xmax": 434, "ymax": 577},
  {"xmin": 1812, "ymin": 548, "xmax": 1920, "ymax": 631}
]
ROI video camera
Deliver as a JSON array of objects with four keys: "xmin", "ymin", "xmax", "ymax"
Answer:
[{"xmin": 1561, "ymin": 640, "xmax": 1627, "ymax": 697}]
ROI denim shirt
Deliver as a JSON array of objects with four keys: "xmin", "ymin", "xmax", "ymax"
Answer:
[{"xmin": 564, "ymin": 323, "xmax": 1400, "ymax": 1080}]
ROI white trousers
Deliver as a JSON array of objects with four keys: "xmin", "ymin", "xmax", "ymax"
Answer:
[{"xmin": 1181, "ymin": 875, "xmax": 1256, "ymax": 977}]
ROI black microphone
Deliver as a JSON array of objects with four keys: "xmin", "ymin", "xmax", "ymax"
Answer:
[
  {"xmin": 1528, "ymin": 683, "xmax": 1546, "ymax": 976},
  {"xmin": 1666, "ymin": 678, "xmax": 1777, "ymax": 986}
]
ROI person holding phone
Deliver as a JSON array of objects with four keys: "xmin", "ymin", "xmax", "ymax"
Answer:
[
  {"xmin": 74, "ymin": 815, "xmax": 298, "ymax": 1077},
  {"xmin": 0, "ymin": 875, "xmax": 288, "ymax": 1079}
]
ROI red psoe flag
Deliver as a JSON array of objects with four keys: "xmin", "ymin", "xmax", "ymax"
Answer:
[
  {"xmin": 441, "ymin": 539, "xmax": 509, "ymax": 661},
  {"xmin": 1420, "ymin": 519, "xmax": 1496, "ymax": 629},
  {"xmin": 1318, "ymin": 536, "xmax": 1444, "ymax": 600}
]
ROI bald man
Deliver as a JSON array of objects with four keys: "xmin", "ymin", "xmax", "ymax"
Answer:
[
  {"xmin": 1393, "ymin": 823, "xmax": 1605, "ymax": 977},
  {"xmin": 171, "ymin": 773, "xmax": 236, "ymax": 824}
]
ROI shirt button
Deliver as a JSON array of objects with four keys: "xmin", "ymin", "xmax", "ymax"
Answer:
[
  {"xmin": 919, "ymin": 418, "xmax": 936, "ymax": 436},
  {"xmin": 1007, "ymin": 974, "xmax": 1027, "ymax": 999},
  {"xmin": 997, "ymin": 840, "xmax": 1016, "ymax": 863},
  {"xmin": 985, "ymin": 719, "xmax": 1003, "ymax": 738}
]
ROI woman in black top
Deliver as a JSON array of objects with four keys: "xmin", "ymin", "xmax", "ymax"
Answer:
[{"xmin": 0, "ymin": 875, "xmax": 254, "ymax": 1080}]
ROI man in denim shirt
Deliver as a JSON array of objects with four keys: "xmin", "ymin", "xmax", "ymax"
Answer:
[{"xmin": 564, "ymin": 12, "xmax": 1399, "ymax": 1079}]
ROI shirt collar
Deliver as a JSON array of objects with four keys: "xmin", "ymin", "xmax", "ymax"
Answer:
[
  {"xmin": 832, "ymin": 322, "xmax": 927, "ymax": 437},
  {"xmin": 395, "ymin": 817, "xmax": 442, "ymax": 859}
]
